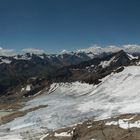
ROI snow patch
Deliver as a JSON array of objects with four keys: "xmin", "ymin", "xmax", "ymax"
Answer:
[
  {"xmin": 14, "ymin": 54, "xmax": 32, "ymax": 60},
  {"xmin": 0, "ymin": 58, "xmax": 11, "ymax": 64},
  {"xmin": 87, "ymin": 125, "xmax": 92, "ymax": 128},
  {"xmin": 127, "ymin": 53, "xmax": 138, "ymax": 60},
  {"xmin": 99, "ymin": 61, "xmax": 111, "ymax": 68},
  {"xmin": 99, "ymin": 57, "xmax": 115, "ymax": 68},
  {"xmin": 106, "ymin": 119, "xmax": 140, "ymax": 129},
  {"xmin": 54, "ymin": 132, "xmax": 72, "ymax": 137},
  {"xmin": 40, "ymin": 133, "xmax": 49, "ymax": 140},
  {"xmin": 26, "ymin": 85, "xmax": 31, "ymax": 91}
]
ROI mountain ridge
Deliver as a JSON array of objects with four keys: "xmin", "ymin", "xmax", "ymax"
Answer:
[{"xmin": 1, "ymin": 50, "xmax": 139, "ymax": 99}]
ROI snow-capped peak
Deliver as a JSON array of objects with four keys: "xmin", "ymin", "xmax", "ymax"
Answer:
[{"xmin": 60, "ymin": 49, "xmax": 69, "ymax": 54}]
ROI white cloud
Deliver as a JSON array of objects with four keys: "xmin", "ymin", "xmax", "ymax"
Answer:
[
  {"xmin": 0, "ymin": 44, "xmax": 140, "ymax": 57},
  {"xmin": 77, "ymin": 44, "xmax": 121, "ymax": 54},
  {"xmin": 122, "ymin": 44, "xmax": 140, "ymax": 53},
  {"xmin": 22, "ymin": 48, "xmax": 45, "ymax": 54},
  {"xmin": 78, "ymin": 44, "xmax": 140, "ymax": 54},
  {"xmin": 0, "ymin": 47, "xmax": 16, "ymax": 56}
]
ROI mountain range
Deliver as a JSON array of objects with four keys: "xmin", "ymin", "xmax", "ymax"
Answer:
[
  {"xmin": 1, "ymin": 46, "xmax": 140, "ymax": 140},
  {"xmin": 0, "ymin": 46, "xmax": 139, "ymax": 100}
]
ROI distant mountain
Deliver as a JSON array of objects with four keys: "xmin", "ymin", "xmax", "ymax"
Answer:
[{"xmin": 0, "ymin": 45, "xmax": 140, "ymax": 65}]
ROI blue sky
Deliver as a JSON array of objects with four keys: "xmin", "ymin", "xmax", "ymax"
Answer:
[{"xmin": 0, "ymin": 0, "xmax": 140, "ymax": 53}]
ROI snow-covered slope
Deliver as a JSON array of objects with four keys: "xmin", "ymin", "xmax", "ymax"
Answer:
[
  {"xmin": 1, "ymin": 66, "xmax": 140, "ymax": 139},
  {"xmin": 77, "ymin": 66, "xmax": 140, "ymax": 119}
]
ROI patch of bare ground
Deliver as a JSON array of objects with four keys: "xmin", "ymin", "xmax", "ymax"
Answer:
[
  {"xmin": 0, "ymin": 102, "xmax": 24, "ymax": 110},
  {"xmin": 43, "ymin": 114, "xmax": 140, "ymax": 140},
  {"xmin": 0, "ymin": 105, "xmax": 48, "ymax": 125}
]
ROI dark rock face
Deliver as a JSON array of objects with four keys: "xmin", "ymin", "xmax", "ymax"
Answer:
[{"xmin": 111, "ymin": 50, "xmax": 131, "ymax": 66}]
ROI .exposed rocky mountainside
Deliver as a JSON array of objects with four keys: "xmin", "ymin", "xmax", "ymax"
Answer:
[
  {"xmin": 0, "ymin": 49, "xmax": 139, "ymax": 99},
  {"xmin": 43, "ymin": 113, "xmax": 140, "ymax": 140},
  {"xmin": 50, "ymin": 50, "xmax": 139, "ymax": 84},
  {"xmin": 0, "ymin": 52, "xmax": 91, "ymax": 95}
]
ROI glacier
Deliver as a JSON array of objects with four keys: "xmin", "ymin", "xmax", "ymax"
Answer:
[{"xmin": 1, "ymin": 66, "xmax": 140, "ymax": 139}]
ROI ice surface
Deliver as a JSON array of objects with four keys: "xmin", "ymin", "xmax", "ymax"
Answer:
[{"xmin": 0, "ymin": 134, "xmax": 22, "ymax": 140}]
